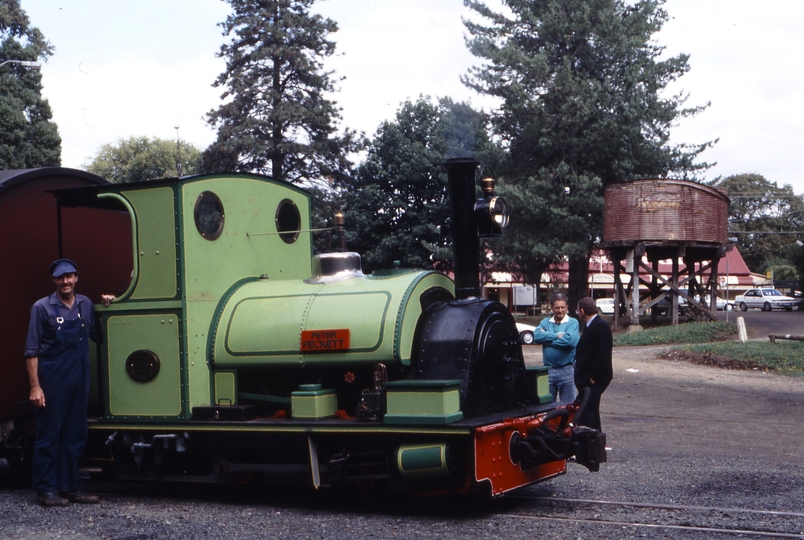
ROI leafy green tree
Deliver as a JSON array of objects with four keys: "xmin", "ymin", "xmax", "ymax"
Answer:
[
  {"xmin": 0, "ymin": 0, "xmax": 61, "ymax": 169},
  {"xmin": 85, "ymin": 136, "xmax": 202, "ymax": 183},
  {"xmin": 716, "ymin": 173, "xmax": 804, "ymax": 273},
  {"xmin": 488, "ymin": 165, "xmax": 601, "ymax": 286},
  {"xmin": 760, "ymin": 259, "xmax": 798, "ymax": 282},
  {"xmin": 344, "ymin": 97, "xmax": 501, "ymax": 273},
  {"xmin": 203, "ymin": 0, "xmax": 359, "ymax": 185},
  {"xmin": 463, "ymin": 0, "xmax": 713, "ymax": 307},
  {"xmin": 792, "ymin": 250, "xmax": 804, "ymax": 301}
]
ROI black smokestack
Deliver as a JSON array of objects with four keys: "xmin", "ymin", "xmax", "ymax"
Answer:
[{"xmin": 443, "ymin": 157, "xmax": 480, "ymax": 300}]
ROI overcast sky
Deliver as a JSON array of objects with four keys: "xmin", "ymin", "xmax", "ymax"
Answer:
[{"xmin": 22, "ymin": 0, "xmax": 804, "ymax": 194}]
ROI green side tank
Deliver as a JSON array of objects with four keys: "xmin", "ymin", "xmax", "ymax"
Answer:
[{"xmin": 210, "ymin": 253, "xmax": 454, "ymax": 368}]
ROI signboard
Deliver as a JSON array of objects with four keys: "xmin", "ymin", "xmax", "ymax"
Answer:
[
  {"xmin": 514, "ymin": 285, "xmax": 537, "ymax": 307},
  {"xmin": 301, "ymin": 329, "xmax": 350, "ymax": 353}
]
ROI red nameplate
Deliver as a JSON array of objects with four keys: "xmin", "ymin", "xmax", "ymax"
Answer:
[{"xmin": 301, "ymin": 329, "xmax": 351, "ymax": 352}]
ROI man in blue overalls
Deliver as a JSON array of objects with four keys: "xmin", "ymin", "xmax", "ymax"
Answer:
[{"xmin": 24, "ymin": 259, "xmax": 101, "ymax": 507}]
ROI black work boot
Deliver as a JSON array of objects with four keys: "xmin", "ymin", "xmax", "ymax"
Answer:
[
  {"xmin": 37, "ymin": 492, "xmax": 69, "ymax": 507},
  {"xmin": 59, "ymin": 491, "xmax": 100, "ymax": 504}
]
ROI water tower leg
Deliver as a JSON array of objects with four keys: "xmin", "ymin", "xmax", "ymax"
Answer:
[
  {"xmin": 710, "ymin": 256, "xmax": 720, "ymax": 314},
  {"xmin": 613, "ymin": 259, "xmax": 621, "ymax": 328},
  {"xmin": 651, "ymin": 259, "xmax": 659, "ymax": 323},
  {"xmin": 632, "ymin": 255, "xmax": 640, "ymax": 327},
  {"xmin": 672, "ymin": 257, "xmax": 679, "ymax": 325}
]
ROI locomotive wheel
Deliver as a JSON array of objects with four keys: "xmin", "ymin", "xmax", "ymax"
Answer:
[{"xmin": 413, "ymin": 298, "xmax": 529, "ymax": 417}]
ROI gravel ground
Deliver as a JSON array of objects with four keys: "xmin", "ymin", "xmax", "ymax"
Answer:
[{"xmin": 2, "ymin": 345, "xmax": 803, "ymax": 539}]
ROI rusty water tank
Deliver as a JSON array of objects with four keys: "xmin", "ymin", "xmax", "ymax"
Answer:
[{"xmin": 603, "ymin": 179, "xmax": 729, "ymax": 244}]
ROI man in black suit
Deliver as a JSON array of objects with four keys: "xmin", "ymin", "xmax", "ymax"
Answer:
[{"xmin": 574, "ymin": 296, "xmax": 613, "ymax": 431}]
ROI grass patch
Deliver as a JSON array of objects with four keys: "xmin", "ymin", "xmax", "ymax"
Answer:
[
  {"xmin": 609, "ymin": 320, "xmax": 804, "ymax": 376},
  {"xmin": 676, "ymin": 341, "xmax": 804, "ymax": 376},
  {"xmin": 613, "ymin": 321, "xmax": 737, "ymax": 346}
]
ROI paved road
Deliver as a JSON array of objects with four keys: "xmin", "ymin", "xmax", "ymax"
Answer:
[
  {"xmin": 598, "ymin": 307, "xmax": 804, "ymax": 339},
  {"xmin": 602, "ymin": 346, "xmax": 804, "ymax": 460},
  {"xmin": 714, "ymin": 308, "xmax": 804, "ymax": 339}
]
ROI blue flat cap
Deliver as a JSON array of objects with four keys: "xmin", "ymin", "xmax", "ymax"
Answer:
[{"xmin": 49, "ymin": 258, "xmax": 79, "ymax": 277}]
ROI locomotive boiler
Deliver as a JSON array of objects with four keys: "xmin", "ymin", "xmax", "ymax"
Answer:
[{"xmin": 1, "ymin": 159, "xmax": 605, "ymax": 496}]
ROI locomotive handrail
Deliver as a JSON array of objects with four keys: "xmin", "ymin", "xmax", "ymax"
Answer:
[
  {"xmin": 246, "ymin": 226, "xmax": 334, "ymax": 238},
  {"xmin": 97, "ymin": 192, "xmax": 139, "ymax": 304}
]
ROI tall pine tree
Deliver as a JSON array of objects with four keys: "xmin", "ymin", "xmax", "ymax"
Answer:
[
  {"xmin": 204, "ymin": 0, "xmax": 359, "ymax": 185},
  {"xmin": 464, "ymin": 0, "xmax": 713, "ymax": 306},
  {"xmin": 0, "ymin": 0, "xmax": 61, "ymax": 169}
]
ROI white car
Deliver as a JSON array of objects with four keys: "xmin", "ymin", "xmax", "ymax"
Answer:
[
  {"xmin": 713, "ymin": 296, "xmax": 729, "ymax": 311},
  {"xmin": 596, "ymin": 298, "xmax": 615, "ymax": 315},
  {"xmin": 735, "ymin": 288, "xmax": 797, "ymax": 311},
  {"xmin": 516, "ymin": 322, "xmax": 536, "ymax": 345},
  {"xmin": 692, "ymin": 295, "xmax": 729, "ymax": 311}
]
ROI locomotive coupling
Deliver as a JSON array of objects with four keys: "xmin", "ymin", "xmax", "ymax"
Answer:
[
  {"xmin": 508, "ymin": 420, "xmax": 607, "ymax": 473},
  {"xmin": 503, "ymin": 398, "xmax": 607, "ymax": 473},
  {"xmin": 571, "ymin": 427, "xmax": 607, "ymax": 472}
]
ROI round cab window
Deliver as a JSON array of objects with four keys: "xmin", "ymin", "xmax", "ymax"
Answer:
[
  {"xmin": 194, "ymin": 191, "xmax": 224, "ymax": 240},
  {"xmin": 276, "ymin": 199, "xmax": 301, "ymax": 244}
]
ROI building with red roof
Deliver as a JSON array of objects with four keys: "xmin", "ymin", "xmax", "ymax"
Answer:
[{"xmin": 484, "ymin": 247, "xmax": 764, "ymax": 314}]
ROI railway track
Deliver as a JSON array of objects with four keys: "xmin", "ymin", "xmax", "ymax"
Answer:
[{"xmin": 508, "ymin": 496, "xmax": 804, "ymax": 538}]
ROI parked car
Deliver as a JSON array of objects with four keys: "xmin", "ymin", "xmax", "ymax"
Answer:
[
  {"xmin": 716, "ymin": 296, "xmax": 729, "ymax": 310},
  {"xmin": 654, "ymin": 297, "xmax": 670, "ymax": 316},
  {"xmin": 597, "ymin": 298, "xmax": 615, "ymax": 315},
  {"xmin": 692, "ymin": 295, "xmax": 729, "ymax": 311},
  {"xmin": 734, "ymin": 288, "xmax": 797, "ymax": 311},
  {"xmin": 516, "ymin": 322, "xmax": 536, "ymax": 345},
  {"xmin": 643, "ymin": 295, "xmax": 679, "ymax": 316}
]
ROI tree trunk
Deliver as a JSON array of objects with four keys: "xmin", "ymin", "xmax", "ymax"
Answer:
[
  {"xmin": 525, "ymin": 259, "xmax": 547, "ymax": 310},
  {"xmin": 271, "ymin": 54, "xmax": 283, "ymax": 181},
  {"xmin": 567, "ymin": 254, "xmax": 590, "ymax": 312},
  {"xmin": 270, "ymin": 3, "xmax": 283, "ymax": 181}
]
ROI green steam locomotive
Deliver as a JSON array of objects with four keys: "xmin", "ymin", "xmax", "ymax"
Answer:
[{"xmin": 2, "ymin": 159, "xmax": 605, "ymax": 496}]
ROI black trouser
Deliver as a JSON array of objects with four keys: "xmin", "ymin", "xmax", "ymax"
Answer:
[{"xmin": 575, "ymin": 382, "xmax": 608, "ymax": 431}]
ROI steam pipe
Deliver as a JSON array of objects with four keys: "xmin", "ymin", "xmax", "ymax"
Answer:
[{"xmin": 443, "ymin": 158, "xmax": 481, "ymax": 300}]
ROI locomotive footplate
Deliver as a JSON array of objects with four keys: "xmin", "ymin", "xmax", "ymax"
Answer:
[
  {"xmin": 84, "ymin": 400, "xmax": 601, "ymax": 496},
  {"xmin": 100, "ymin": 400, "xmax": 565, "ymax": 428}
]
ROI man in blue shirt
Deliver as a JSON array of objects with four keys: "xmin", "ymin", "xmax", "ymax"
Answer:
[
  {"xmin": 533, "ymin": 293, "xmax": 580, "ymax": 403},
  {"xmin": 24, "ymin": 259, "xmax": 103, "ymax": 507}
]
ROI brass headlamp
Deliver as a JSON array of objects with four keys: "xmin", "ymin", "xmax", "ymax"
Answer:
[{"xmin": 474, "ymin": 166, "xmax": 509, "ymax": 237}]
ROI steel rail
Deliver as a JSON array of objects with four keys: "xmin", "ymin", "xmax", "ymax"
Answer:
[
  {"xmin": 515, "ymin": 495, "xmax": 804, "ymax": 519},
  {"xmin": 508, "ymin": 514, "xmax": 804, "ymax": 539}
]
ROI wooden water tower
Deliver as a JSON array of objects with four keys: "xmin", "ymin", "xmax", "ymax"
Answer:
[{"xmin": 600, "ymin": 179, "xmax": 730, "ymax": 326}]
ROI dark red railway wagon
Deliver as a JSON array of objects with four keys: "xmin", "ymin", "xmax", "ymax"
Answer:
[{"xmin": 0, "ymin": 168, "xmax": 132, "ymax": 420}]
